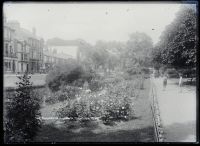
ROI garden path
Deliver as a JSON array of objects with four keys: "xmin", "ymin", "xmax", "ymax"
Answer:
[{"xmin": 152, "ymin": 77, "xmax": 196, "ymax": 142}]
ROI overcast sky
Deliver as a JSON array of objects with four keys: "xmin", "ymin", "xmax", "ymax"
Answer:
[{"xmin": 4, "ymin": 2, "xmax": 194, "ymax": 46}]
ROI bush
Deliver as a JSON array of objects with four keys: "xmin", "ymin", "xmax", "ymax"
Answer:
[
  {"xmin": 126, "ymin": 67, "xmax": 141, "ymax": 76},
  {"xmin": 56, "ymin": 90, "xmax": 100, "ymax": 122},
  {"xmin": 5, "ymin": 72, "xmax": 41, "ymax": 143},
  {"xmin": 88, "ymin": 79, "xmax": 102, "ymax": 92},
  {"xmin": 141, "ymin": 67, "xmax": 150, "ymax": 74},
  {"xmin": 46, "ymin": 62, "xmax": 97, "ymax": 92},
  {"xmin": 178, "ymin": 68, "xmax": 196, "ymax": 78},
  {"xmin": 45, "ymin": 85, "xmax": 81, "ymax": 105},
  {"xmin": 165, "ymin": 68, "xmax": 179, "ymax": 78},
  {"xmin": 100, "ymin": 81, "xmax": 135, "ymax": 124},
  {"xmin": 56, "ymin": 79, "xmax": 136, "ymax": 125}
]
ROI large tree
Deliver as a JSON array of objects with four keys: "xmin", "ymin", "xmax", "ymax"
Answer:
[
  {"xmin": 124, "ymin": 32, "xmax": 153, "ymax": 68},
  {"xmin": 152, "ymin": 6, "xmax": 197, "ymax": 69}
]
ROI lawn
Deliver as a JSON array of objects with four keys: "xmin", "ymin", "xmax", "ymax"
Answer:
[
  {"xmin": 4, "ymin": 74, "xmax": 47, "ymax": 88},
  {"xmin": 34, "ymin": 78, "xmax": 155, "ymax": 142}
]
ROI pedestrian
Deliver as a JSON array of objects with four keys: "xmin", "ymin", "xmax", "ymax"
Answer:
[
  {"xmin": 163, "ymin": 74, "xmax": 168, "ymax": 91},
  {"xmin": 179, "ymin": 74, "xmax": 183, "ymax": 93}
]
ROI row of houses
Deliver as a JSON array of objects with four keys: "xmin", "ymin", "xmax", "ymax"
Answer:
[{"xmin": 3, "ymin": 17, "xmax": 73, "ymax": 74}]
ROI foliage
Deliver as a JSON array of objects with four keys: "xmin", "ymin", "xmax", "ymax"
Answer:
[
  {"xmin": 100, "ymin": 81, "xmax": 136, "ymax": 124},
  {"xmin": 152, "ymin": 6, "xmax": 197, "ymax": 69},
  {"xmin": 165, "ymin": 68, "xmax": 179, "ymax": 78},
  {"xmin": 5, "ymin": 72, "xmax": 41, "ymax": 143},
  {"xmin": 57, "ymin": 78, "xmax": 138, "ymax": 125},
  {"xmin": 46, "ymin": 60, "xmax": 78, "ymax": 92},
  {"xmin": 78, "ymin": 40, "xmax": 124, "ymax": 72},
  {"xmin": 46, "ymin": 62, "xmax": 96, "ymax": 92},
  {"xmin": 123, "ymin": 32, "xmax": 153, "ymax": 68},
  {"xmin": 45, "ymin": 86, "xmax": 82, "ymax": 105}
]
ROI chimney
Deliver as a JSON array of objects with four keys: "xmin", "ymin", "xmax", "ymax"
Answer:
[{"xmin": 32, "ymin": 27, "xmax": 36, "ymax": 36}]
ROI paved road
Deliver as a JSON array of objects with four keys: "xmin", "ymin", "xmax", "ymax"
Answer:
[
  {"xmin": 4, "ymin": 74, "xmax": 47, "ymax": 88},
  {"xmin": 152, "ymin": 77, "xmax": 196, "ymax": 142}
]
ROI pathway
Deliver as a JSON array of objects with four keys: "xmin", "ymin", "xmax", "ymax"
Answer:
[{"xmin": 152, "ymin": 77, "xmax": 196, "ymax": 142}]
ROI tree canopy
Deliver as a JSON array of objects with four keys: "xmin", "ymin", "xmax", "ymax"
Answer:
[
  {"xmin": 152, "ymin": 6, "xmax": 197, "ymax": 69},
  {"xmin": 124, "ymin": 32, "xmax": 153, "ymax": 68}
]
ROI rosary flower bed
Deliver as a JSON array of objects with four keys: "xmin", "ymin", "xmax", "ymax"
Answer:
[{"xmin": 56, "ymin": 78, "xmax": 140, "ymax": 125}]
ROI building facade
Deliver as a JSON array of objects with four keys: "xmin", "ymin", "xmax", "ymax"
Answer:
[
  {"xmin": 43, "ymin": 48, "xmax": 73, "ymax": 73},
  {"xmin": 4, "ymin": 18, "xmax": 74, "ymax": 74},
  {"xmin": 4, "ymin": 19, "xmax": 44, "ymax": 74},
  {"xmin": 3, "ymin": 22, "xmax": 18, "ymax": 73}
]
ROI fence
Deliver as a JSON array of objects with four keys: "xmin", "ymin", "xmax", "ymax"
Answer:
[{"xmin": 149, "ymin": 77, "xmax": 165, "ymax": 142}]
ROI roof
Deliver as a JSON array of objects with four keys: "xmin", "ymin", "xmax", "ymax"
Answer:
[
  {"xmin": 14, "ymin": 28, "xmax": 42, "ymax": 41},
  {"xmin": 6, "ymin": 21, "xmax": 42, "ymax": 41}
]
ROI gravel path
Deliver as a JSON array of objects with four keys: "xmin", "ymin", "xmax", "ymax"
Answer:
[{"xmin": 152, "ymin": 77, "xmax": 196, "ymax": 142}]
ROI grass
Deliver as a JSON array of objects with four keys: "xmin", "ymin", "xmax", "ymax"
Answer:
[
  {"xmin": 34, "ymin": 78, "xmax": 155, "ymax": 142},
  {"xmin": 34, "ymin": 123, "xmax": 154, "ymax": 142},
  {"xmin": 4, "ymin": 74, "xmax": 47, "ymax": 88}
]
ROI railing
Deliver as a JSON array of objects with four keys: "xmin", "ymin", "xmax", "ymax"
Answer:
[{"xmin": 149, "ymin": 77, "xmax": 165, "ymax": 142}]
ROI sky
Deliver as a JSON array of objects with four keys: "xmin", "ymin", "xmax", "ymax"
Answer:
[{"xmin": 3, "ymin": 2, "xmax": 196, "ymax": 52}]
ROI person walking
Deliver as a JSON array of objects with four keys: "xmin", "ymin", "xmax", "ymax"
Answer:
[
  {"xmin": 179, "ymin": 74, "xmax": 183, "ymax": 93},
  {"xmin": 163, "ymin": 74, "xmax": 168, "ymax": 91}
]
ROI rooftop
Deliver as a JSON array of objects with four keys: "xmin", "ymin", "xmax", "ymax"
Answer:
[{"xmin": 6, "ymin": 20, "xmax": 42, "ymax": 41}]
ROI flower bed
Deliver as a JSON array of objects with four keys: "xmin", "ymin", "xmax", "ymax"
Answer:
[{"xmin": 56, "ymin": 77, "xmax": 140, "ymax": 125}]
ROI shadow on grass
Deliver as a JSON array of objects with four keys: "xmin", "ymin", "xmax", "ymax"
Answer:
[{"xmin": 34, "ymin": 122, "xmax": 154, "ymax": 142}]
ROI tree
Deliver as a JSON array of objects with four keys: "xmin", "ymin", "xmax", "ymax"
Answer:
[
  {"xmin": 152, "ymin": 6, "xmax": 197, "ymax": 70},
  {"xmin": 5, "ymin": 72, "xmax": 41, "ymax": 143},
  {"xmin": 124, "ymin": 32, "xmax": 153, "ymax": 68}
]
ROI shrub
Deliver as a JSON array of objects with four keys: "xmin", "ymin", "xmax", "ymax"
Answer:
[
  {"xmin": 56, "ymin": 90, "xmax": 99, "ymax": 122},
  {"xmin": 46, "ymin": 62, "xmax": 97, "ymax": 92},
  {"xmin": 5, "ymin": 72, "xmax": 41, "ymax": 143},
  {"xmin": 141, "ymin": 67, "xmax": 150, "ymax": 74},
  {"xmin": 56, "ymin": 79, "xmax": 136, "ymax": 126},
  {"xmin": 165, "ymin": 68, "xmax": 179, "ymax": 78},
  {"xmin": 100, "ymin": 81, "xmax": 135, "ymax": 124},
  {"xmin": 88, "ymin": 79, "xmax": 102, "ymax": 92},
  {"xmin": 56, "ymin": 100, "xmax": 79, "ymax": 121},
  {"xmin": 45, "ymin": 85, "xmax": 81, "ymax": 105}
]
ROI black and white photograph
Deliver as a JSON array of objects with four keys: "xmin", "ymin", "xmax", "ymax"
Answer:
[{"xmin": 3, "ymin": 1, "xmax": 198, "ymax": 143}]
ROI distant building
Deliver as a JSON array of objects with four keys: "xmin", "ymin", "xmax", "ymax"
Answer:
[
  {"xmin": 47, "ymin": 45, "xmax": 78, "ymax": 59},
  {"xmin": 3, "ymin": 17, "xmax": 18, "ymax": 73},
  {"xmin": 3, "ymin": 18, "xmax": 81, "ymax": 74},
  {"xmin": 43, "ymin": 47, "xmax": 73, "ymax": 73},
  {"xmin": 4, "ymin": 19, "xmax": 44, "ymax": 74}
]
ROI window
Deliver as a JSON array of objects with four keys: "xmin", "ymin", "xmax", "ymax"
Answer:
[
  {"xmin": 21, "ymin": 54, "xmax": 23, "ymax": 61},
  {"xmin": 5, "ymin": 44, "xmax": 8, "ymax": 56},
  {"xmin": 4, "ymin": 62, "xmax": 8, "ymax": 71},
  {"xmin": 17, "ymin": 43, "xmax": 21, "ymax": 52},
  {"xmin": 8, "ymin": 62, "xmax": 11, "ymax": 70},
  {"xmin": 10, "ymin": 46, "xmax": 13, "ymax": 55},
  {"xmin": 24, "ymin": 54, "xmax": 27, "ymax": 61},
  {"xmin": 21, "ymin": 63, "xmax": 23, "ymax": 72}
]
